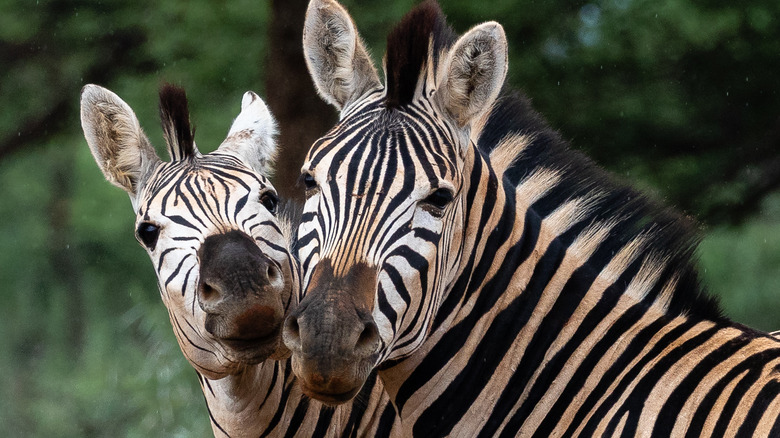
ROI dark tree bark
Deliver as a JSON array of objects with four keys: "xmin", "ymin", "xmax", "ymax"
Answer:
[{"xmin": 266, "ymin": 0, "xmax": 336, "ymax": 203}]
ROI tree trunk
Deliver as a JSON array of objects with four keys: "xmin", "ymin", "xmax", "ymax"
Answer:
[{"xmin": 266, "ymin": 0, "xmax": 336, "ymax": 203}]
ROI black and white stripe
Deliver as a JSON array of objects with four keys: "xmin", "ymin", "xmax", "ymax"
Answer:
[
  {"xmin": 289, "ymin": 1, "xmax": 780, "ymax": 435},
  {"xmin": 81, "ymin": 83, "xmax": 398, "ymax": 437}
]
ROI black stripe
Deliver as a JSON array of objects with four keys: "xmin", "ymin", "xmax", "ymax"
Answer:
[
  {"xmin": 432, "ymin": 156, "xmax": 503, "ymax": 331},
  {"xmin": 501, "ymin": 251, "xmax": 646, "ymax": 434},
  {"xmin": 388, "ymin": 248, "xmax": 430, "ymax": 349},
  {"xmin": 528, "ymin": 304, "xmax": 658, "ymax": 438},
  {"xmin": 735, "ymin": 378, "xmax": 780, "ymax": 437},
  {"xmin": 163, "ymin": 254, "xmax": 191, "ymax": 290},
  {"xmin": 600, "ymin": 325, "xmax": 722, "ymax": 436},
  {"xmin": 411, "ymin": 238, "xmax": 567, "ymax": 433},
  {"xmin": 708, "ymin": 364, "xmax": 765, "ymax": 436},
  {"xmin": 167, "ymin": 214, "xmax": 201, "ymax": 232},
  {"xmin": 652, "ymin": 332, "xmax": 755, "ymax": 436},
  {"xmin": 311, "ymin": 404, "xmax": 336, "ymax": 437},
  {"xmin": 343, "ymin": 372, "xmax": 380, "ymax": 436},
  {"xmin": 255, "ymin": 362, "xmax": 280, "ymax": 413},
  {"xmin": 282, "ymin": 395, "xmax": 310, "ymax": 438},
  {"xmin": 376, "ymin": 403, "xmax": 398, "ymax": 438},
  {"xmin": 573, "ymin": 318, "xmax": 699, "ymax": 436},
  {"xmin": 259, "ymin": 367, "xmax": 296, "ymax": 438}
]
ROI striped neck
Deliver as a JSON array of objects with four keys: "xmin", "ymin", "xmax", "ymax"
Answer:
[
  {"xmin": 199, "ymin": 361, "xmax": 287, "ymax": 437},
  {"xmin": 376, "ymin": 140, "xmax": 733, "ymax": 431},
  {"xmin": 200, "ymin": 360, "xmax": 399, "ymax": 437}
]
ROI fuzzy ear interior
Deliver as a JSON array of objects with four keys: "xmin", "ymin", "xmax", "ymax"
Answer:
[
  {"xmin": 435, "ymin": 21, "xmax": 508, "ymax": 128},
  {"xmin": 217, "ymin": 91, "xmax": 278, "ymax": 175},
  {"xmin": 303, "ymin": 0, "xmax": 381, "ymax": 113},
  {"xmin": 80, "ymin": 84, "xmax": 160, "ymax": 198}
]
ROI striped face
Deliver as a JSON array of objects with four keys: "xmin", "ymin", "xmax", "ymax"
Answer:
[
  {"xmin": 81, "ymin": 85, "xmax": 294, "ymax": 379},
  {"xmin": 135, "ymin": 154, "xmax": 294, "ymax": 377},
  {"xmin": 306, "ymin": 96, "xmax": 465, "ymax": 342},
  {"xmin": 290, "ymin": 94, "xmax": 468, "ymax": 403},
  {"xmin": 284, "ymin": 0, "xmax": 507, "ymax": 404}
]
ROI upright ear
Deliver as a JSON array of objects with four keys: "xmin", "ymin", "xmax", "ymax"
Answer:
[
  {"xmin": 217, "ymin": 91, "xmax": 278, "ymax": 175},
  {"xmin": 303, "ymin": 0, "xmax": 381, "ymax": 112},
  {"xmin": 436, "ymin": 22, "xmax": 508, "ymax": 128},
  {"xmin": 80, "ymin": 84, "xmax": 160, "ymax": 197}
]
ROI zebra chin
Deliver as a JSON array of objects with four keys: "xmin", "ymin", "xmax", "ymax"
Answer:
[
  {"xmin": 205, "ymin": 308, "xmax": 287, "ymax": 364},
  {"xmin": 290, "ymin": 354, "xmax": 374, "ymax": 406}
]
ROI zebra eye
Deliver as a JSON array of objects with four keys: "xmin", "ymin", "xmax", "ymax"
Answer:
[
  {"xmin": 136, "ymin": 222, "xmax": 160, "ymax": 250},
  {"xmin": 300, "ymin": 172, "xmax": 317, "ymax": 191},
  {"xmin": 260, "ymin": 191, "xmax": 279, "ymax": 215},
  {"xmin": 422, "ymin": 188, "xmax": 455, "ymax": 213}
]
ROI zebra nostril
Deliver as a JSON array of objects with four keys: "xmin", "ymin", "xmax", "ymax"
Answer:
[
  {"xmin": 355, "ymin": 320, "xmax": 380, "ymax": 356},
  {"xmin": 283, "ymin": 315, "xmax": 302, "ymax": 350},
  {"xmin": 266, "ymin": 264, "xmax": 282, "ymax": 287},
  {"xmin": 198, "ymin": 281, "xmax": 222, "ymax": 308}
]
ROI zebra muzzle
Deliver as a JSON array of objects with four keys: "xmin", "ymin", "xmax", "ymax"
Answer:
[
  {"xmin": 283, "ymin": 259, "xmax": 381, "ymax": 404},
  {"xmin": 196, "ymin": 230, "xmax": 288, "ymax": 360}
]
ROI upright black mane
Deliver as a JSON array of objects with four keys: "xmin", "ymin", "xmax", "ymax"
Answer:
[
  {"xmin": 384, "ymin": 0, "xmax": 456, "ymax": 109},
  {"xmin": 159, "ymin": 83, "xmax": 196, "ymax": 161},
  {"xmin": 479, "ymin": 91, "xmax": 726, "ymax": 323}
]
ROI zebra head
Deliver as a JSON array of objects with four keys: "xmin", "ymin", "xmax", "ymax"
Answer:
[
  {"xmin": 284, "ymin": 0, "xmax": 507, "ymax": 404},
  {"xmin": 81, "ymin": 84, "xmax": 296, "ymax": 378}
]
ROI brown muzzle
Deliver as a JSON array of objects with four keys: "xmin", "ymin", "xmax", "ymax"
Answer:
[
  {"xmin": 197, "ymin": 230, "xmax": 287, "ymax": 362},
  {"xmin": 282, "ymin": 259, "xmax": 380, "ymax": 404}
]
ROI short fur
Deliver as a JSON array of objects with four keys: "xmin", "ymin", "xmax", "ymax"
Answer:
[
  {"xmin": 81, "ymin": 84, "xmax": 400, "ymax": 437},
  {"xmin": 292, "ymin": 2, "xmax": 780, "ymax": 436}
]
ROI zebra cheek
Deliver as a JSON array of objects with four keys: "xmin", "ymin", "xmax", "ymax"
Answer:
[{"xmin": 411, "ymin": 209, "xmax": 443, "ymax": 233}]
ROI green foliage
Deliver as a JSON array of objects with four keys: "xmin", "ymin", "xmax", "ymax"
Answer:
[
  {"xmin": 1, "ymin": 0, "xmax": 779, "ymax": 435},
  {"xmin": 698, "ymin": 195, "xmax": 780, "ymax": 332},
  {"xmin": 0, "ymin": 145, "xmax": 211, "ymax": 436},
  {"xmin": 0, "ymin": 0, "xmax": 272, "ymax": 435}
]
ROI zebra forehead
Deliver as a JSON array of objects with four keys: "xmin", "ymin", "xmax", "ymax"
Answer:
[
  {"xmin": 141, "ymin": 155, "xmax": 263, "ymax": 199},
  {"xmin": 311, "ymin": 108, "xmax": 458, "ymax": 174}
]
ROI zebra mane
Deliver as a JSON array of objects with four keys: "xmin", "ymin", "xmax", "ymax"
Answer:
[
  {"xmin": 159, "ymin": 83, "xmax": 197, "ymax": 161},
  {"xmin": 384, "ymin": 0, "xmax": 456, "ymax": 109},
  {"xmin": 479, "ymin": 91, "xmax": 725, "ymax": 322}
]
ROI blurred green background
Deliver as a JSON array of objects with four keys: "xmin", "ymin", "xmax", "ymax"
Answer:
[{"xmin": 1, "ymin": 0, "xmax": 778, "ymax": 436}]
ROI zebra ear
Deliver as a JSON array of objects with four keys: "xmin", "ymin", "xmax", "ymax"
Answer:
[
  {"xmin": 303, "ymin": 0, "xmax": 380, "ymax": 113},
  {"xmin": 217, "ymin": 91, "xmax": 278, "ymax": 175},
  {"xmin": 436, "ymin": 21, "xmax": 508, "ymax": 128},
  {"xmin": 80, "ymin": 84, "xmax": 160, "ymax": 197}
]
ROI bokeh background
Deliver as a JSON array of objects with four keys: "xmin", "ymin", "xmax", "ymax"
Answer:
[{"xmin": 1, "ymin": 0, "xmax": 779, "ymax": 435}]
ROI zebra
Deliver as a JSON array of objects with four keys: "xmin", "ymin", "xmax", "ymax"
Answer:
[
  {"xmin": 80, "ymin": 84, "xmax": 398, "ymax": 437},
  {"xmin": 282, "ymin": 0, "xmax": 780, "ymax": 435}
]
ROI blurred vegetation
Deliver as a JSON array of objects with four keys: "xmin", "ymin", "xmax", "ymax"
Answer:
[{"xmin": 0, "ymin": 0, "xmax": 778, "ymax": 435}]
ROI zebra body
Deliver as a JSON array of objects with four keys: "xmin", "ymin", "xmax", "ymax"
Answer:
[
  {"xmin": 284, "ymin": 1, "xmax": 780, "ymax": 435},
  {"xmin": 80, "ymin": 85, "xmax": 398, "ymax": 437}
]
